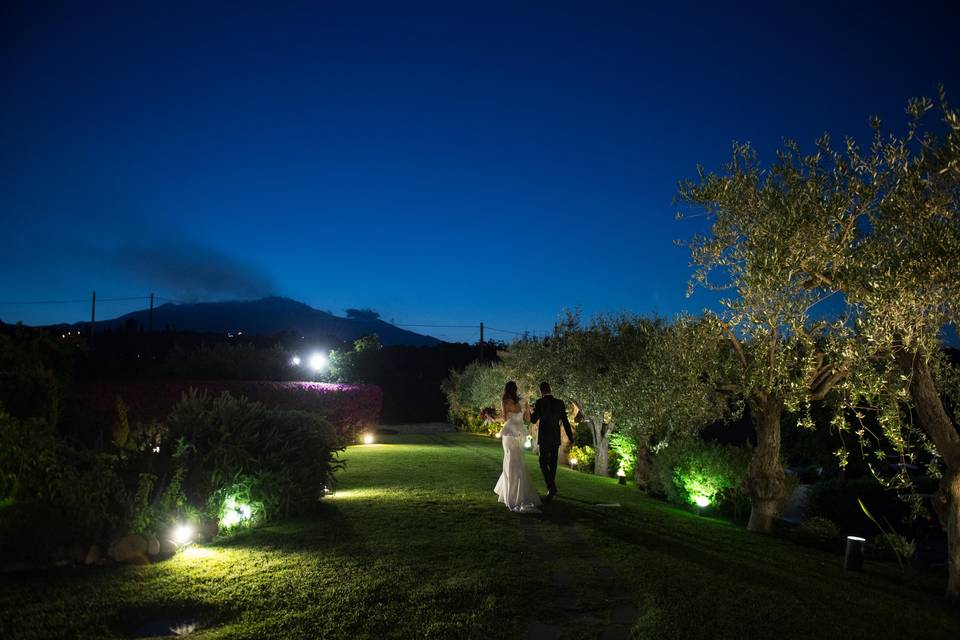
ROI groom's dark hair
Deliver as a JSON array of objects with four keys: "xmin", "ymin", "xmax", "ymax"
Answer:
[{"xmin": 539, "ymin": 381, "xmax": 551, "ymax": 394}]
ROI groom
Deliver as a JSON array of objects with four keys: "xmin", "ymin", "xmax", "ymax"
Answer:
[{"xmin": 529, "ymin": 381, "xmax": 574, "ymax": 502}]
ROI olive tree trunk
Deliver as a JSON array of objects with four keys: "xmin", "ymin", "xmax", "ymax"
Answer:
[
  {"xmin": 745, "ymin": 393, "xmax": 785, "ymax": 533},
  {"xmin": 634, "ymin": 436, "xmax": 651, "ymax": 491},
  {"xmin": 895, "ymin": 349, "xmax": 960, "ymax": 602},
  {"xmin": 587, "ymin": 415, "xmax": 611, "ymax": 476}
]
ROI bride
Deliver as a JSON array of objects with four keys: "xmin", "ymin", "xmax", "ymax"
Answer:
[{"xmin": 494, "ymin": 381, "xmax": 542, "ymax": 513}]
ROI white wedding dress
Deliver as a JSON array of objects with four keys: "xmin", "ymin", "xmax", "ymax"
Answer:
[{"xmin": 494, "ymin": 410, "xmax": 542, "ymax": 513}]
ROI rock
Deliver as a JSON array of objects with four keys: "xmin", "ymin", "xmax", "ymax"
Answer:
[
  {"xmin": 159, "ymin": 537, "xmax": 178, "ymax": 555},
  {"xmin": 84, "ymin": 544, "xmax": 101, "ymax": 565},
  {"xmin": 146, "ymin": 535, "xmax": 160, "ymax": 556},
  {"xmin": 109, "ymin": 534, "xmax": 149, "ymax": 564},
  {"xmin": 125, "ymin": 553, "xmax": 151, "ymax": 566},
  {"xmin": 69, "ymin": 541, "xmax": 86, "ymax": 564}
]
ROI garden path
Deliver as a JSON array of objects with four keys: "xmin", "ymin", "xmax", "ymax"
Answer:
[{"xmin": 423, "ymin": 432, "xmax": 638, "ymax": 640}]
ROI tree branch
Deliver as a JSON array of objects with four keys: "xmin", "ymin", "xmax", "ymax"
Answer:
[
  {"xmin": 723, "ymin": 325, "xmax": 748, "ymax": 370},
  {"xmin": 799, "ymin": 259, "xmax": 835, "ymax": 289},
  {"xmin": 808, "ymin": 366, "xmax": 847, "ymax": 401},
  {"xmin": 768, "ymin": 326, "xmax": 778, "ymax": 385}
]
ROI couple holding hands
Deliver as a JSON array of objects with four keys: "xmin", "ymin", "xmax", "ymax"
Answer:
[{"xmin": 494, "ymin": 380, "xmax": 574, "ymax": 513}]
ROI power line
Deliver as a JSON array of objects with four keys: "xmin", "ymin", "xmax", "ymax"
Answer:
[
  {"xmin": 485, "ymin": 326, "xmax": 524, "ymax": 335},
  {"xmin": 393, "ymin": 323, "xmax": 477, "ymax": 328},
  {"xmin": 0, "ymin": 296, "xmax": 148, "ymax": 305}
]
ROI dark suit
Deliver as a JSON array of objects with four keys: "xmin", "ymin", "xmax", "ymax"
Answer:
[{"xmin": 530, "ymin": 394, "xmax": 574, "ymax": 495}]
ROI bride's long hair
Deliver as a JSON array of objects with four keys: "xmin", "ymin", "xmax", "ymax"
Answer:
[{"xmin": 502, "ymin": 381, "xmax": 520, "ymax": 406}]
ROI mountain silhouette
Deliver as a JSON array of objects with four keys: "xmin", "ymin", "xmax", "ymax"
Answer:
[{"xmin": 52, "ymin": 296, "xmax": 442, "ymax": 346}]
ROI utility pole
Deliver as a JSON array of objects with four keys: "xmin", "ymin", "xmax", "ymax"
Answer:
[
  {"xmin": 479, "ymin": 321, "xmax": 484, "ymax": 363},
  {"xmin": 90, "ymin": 290, "xmax": 96, "ymax": 346},
  {"xmin": 149, "ymin": 293, "xmax": 155, "ymax": 332}
]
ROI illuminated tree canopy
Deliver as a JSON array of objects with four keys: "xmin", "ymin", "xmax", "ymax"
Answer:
[{"xmin": 679, "ymin": 88, "xmax": 960, "ymax": 598}]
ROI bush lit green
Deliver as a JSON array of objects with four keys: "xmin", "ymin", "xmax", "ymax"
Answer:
[{"xmin": 649, "ymin": 438, "xmax": 750, "ymax": 508}]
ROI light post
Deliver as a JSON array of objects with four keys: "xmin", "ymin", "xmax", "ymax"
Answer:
[{"xmin": 844, "ymin": 536, "xmax": 866, "ymax": 571}]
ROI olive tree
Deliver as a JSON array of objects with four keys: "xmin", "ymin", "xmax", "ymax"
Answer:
[
  {"xmin": 795, "ymin": 91, "xmax": 960, "ymax": 600},
  {"xmin": 679, "ymin": 88, "xmax": 960, "ymax": 598},
  {"xmin": 607, "ymin": 314, "xmax": 730, "ymax": 489},
  {"xmin": 442, "ymin": 361, "xmax": 511, "ymax": 427},
  {"xmin": 508, "ymin": 313, "xmax": 619, "ymax": 475},
  {"xmin": 508, "ymin": 312, "xmax": 727, "ymax": 479},
  {"xmin": 678, "ymin": 144, "xmax": 851, "ymax": 532}
]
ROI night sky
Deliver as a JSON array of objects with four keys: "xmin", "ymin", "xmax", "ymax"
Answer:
[{"xmin": 2, "ymin": 2, "xmax": 958, "ymax": 342}]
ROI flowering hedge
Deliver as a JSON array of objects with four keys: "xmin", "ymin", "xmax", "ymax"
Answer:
[{"xmin": 66, "ymin": 380, "xmax": 382, "ymax": 441}]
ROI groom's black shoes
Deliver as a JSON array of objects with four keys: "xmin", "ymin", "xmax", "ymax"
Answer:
[{"xmin": 543, "ymin": 490, "xmax": 557, "ymax": 503}]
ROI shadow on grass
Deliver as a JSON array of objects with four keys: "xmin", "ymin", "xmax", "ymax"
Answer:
[
  {"xmin": 542, "ymin": 492, "xmax": 957, "ymax": 629},
  {"xmin": 213, "ymin": 502, "xmax": 363, "ymax": 555},
  {"xmin": 112, "ymin": 602, "xmax": 229, "ymax": 639}
]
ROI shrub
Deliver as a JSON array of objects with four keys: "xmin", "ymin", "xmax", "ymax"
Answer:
[
  {"xmin": 0, "ymin": 410, "xmax": 62, "ymax": 508},
  {"xmin": 0, "ymin": 410, "xmax": 128, "ymax": 560},
  {"xmin": 571, "ymin": 424, "xmax": 593, "ymax": 448},
  {"xmin": 66, "ymin": 380, "xmax": 382, "ymax": 444},
  {"xmin": 0, "ymin": 388, "xmax": 347, "ymax": 562},
  {"xmin": 0, "ymin": 369, "xmax": 61, "ymax": 426},
  {"xmin": 448, "ymin": 408, "xmax": 493, "ymax": 434},
  {"xmin": 609, "ymin": 432, "xmax": 636, "ymax": 477},
  {"xmin": 869, "ymin": 532, "xmax": 917, "ymax": 564},
  {"xmin": 568, "ymin": 445, "xmax": 595, "ymax": 473},
  {"xmin": 649, "ymin": 438, "xmax": 751, "ymax": 509},
  {"xmin": 795, "ymin": 516, "xmax": 841, "ymax": 548},
  {"xmin": 166, "ymin": 390, "xmax": 343, "ymax": 522}
]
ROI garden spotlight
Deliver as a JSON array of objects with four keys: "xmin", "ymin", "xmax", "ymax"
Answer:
[
  {"xmin": 171, "ymin": 523, "xmax": 194, "ymax": 547},
  {"xmin": 220, "ymin": 496, "xmax": 254, "ymax": 529},
  {"xmin": 363, "ymin": 433, "xmax": 375, "ymax": 445},
  {"xmin": 291, "ymin": 356, "xmax": 301, "ymax": 366}
]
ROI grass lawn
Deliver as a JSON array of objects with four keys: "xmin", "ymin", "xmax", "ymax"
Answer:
[{"xmin": 1, "ymin": 432, "xmax": 958, "ymax": 639}]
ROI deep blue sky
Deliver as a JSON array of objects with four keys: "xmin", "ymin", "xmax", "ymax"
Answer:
[{"xmin": 2, "ymin": 2, "xmax": 958, "ymax": 342}]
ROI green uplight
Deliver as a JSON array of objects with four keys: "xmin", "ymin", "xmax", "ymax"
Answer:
[
  {"xmin": 220, "ymin": 496, "xmax": 255, "ymax": 529},
  {"xmin": 693, "ymin": 495, "xmax": 710, "ymax": 508}
]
